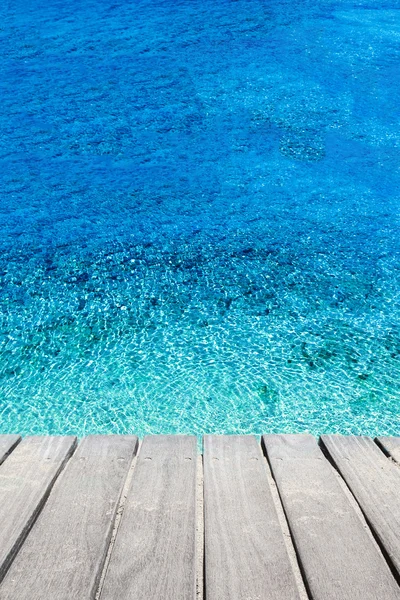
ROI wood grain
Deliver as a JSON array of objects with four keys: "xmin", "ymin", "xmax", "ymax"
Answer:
[
  {"xmin": 263, "ymin": 434, "xmax": 400, "ymax": 600},
  {"xmin": 0, "ymin": 435, "xmax": 76, "ymax": 582},
  {"xmin": 376, "ymin": 436, "xmax": 400, "ymax": 464},
  {"xmin": 204, "ymin": 435, "xmax": 301, "ymax": 600},
  {"xmin": 321, "ymin": 434, "xmax": 400, "ymax": 578},
  {"xmin": 0, "ymin": 435, "xmax": 21, "ymax": 466},
  {"xmin": 0, "ymin": 435, "xmax": 138, "ymax": 600},
  {"xmin": 100, "ymin": 435, "xmax": 197, "ymax": 600}
]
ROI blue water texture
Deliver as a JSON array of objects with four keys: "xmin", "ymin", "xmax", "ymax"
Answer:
[{"xmin": 0, "ymin": 0, "xmax": 399, "ymax": 438}]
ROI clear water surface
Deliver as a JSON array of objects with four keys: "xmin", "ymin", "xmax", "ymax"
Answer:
[{"xmin": 0, "ymin": 0, "xmax": 399, "ymax": 437}]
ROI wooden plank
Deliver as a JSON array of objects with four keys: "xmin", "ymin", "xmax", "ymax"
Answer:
[
  {"xmin": 204, "ymin": 435, "xmax": 301, "ymax": 600},
  {"xmin": 0, "ymin": 435, "xmax": 76, "ymax": 581},
  {"xmin": 0, "ymin": 435, "xmax": 138, "ymax": 600},
  {"xmin": 0, "ymin": 435, "xmax": 21, "ymax": 466},
  {"xmin": 321, "ymin": 434, "xmax": 400, "ymax": 577},
  {"xmin": 262, "ymin": 434, "xmax": 400, "ymax": 600},
  {"xmin": 100, "ymin": 435, "xmax": 197, "ymax": 600},
  {"xmin": 376, "ymin": 436, "xmax": 400, "ymax": 464}
]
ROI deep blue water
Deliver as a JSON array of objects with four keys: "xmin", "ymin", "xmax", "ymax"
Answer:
[{"xmin": 0, "ymin": 0, "xmax": 399, "ymax": 437}]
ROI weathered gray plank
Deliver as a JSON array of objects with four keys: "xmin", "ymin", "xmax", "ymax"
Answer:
[
  {"xmin": 376, "ymin": 436, "xmax": 400, "ymax": 464},
  {"xmin": 204, "ymin": 435, "xmax": 301, "ymax": 600},
  {"xmin": 0, "ymin": 435, "xmax": 76, "ymax": 581},
  {"xmin": 263, "ymin": 434, "xmax": 400, "ymax": 600},
  {"xmin": 100, "ymin": 435, "xmax": 197, "ymax": 600},
  {"xmin": 321, "ymin": 434, "xmax": 400, "ymax": 578},
  {"xmin": 0, "ymin": 435, "xmax": 21, "ymax": 466},
  {"xmin": 0, "ymin": 435, "xmax": 138, "ymax": 600}
]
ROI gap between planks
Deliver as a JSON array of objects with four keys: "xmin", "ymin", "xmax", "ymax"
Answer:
[
  {"xmin": 264, "ymin": 456, "xmax": 309, "ymax": 600},
  {"xmin": 318, "ymin": 439, "xmax": 385, "ymax": 546},
  {"xmin": 0, "ymin": 435, "xmax": 77, "ymax": 585},
  {"xmin": 95, "ymin": 440, "xmax": 141, "ymax": 600},
  {"xmin": 196, "ymin": 454, "xmax": 204, "ymax": 600}
]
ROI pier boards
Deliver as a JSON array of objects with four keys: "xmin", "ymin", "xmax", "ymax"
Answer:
[{"xmin": 0, "ymin": 433, "xmax": 399, "ymax": 599}]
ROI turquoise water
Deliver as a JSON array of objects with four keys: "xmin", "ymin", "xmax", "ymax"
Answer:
[{"xmin": 0, "ymin": 0, "xmax": 399, "ymax": 437}]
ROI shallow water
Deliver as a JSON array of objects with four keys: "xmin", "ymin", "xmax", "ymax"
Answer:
[{"xmin": 0, "ymin": 0, "xmax": 399, "ymax": 437}]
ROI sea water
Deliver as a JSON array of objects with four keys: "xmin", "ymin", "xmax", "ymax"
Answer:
[{"xmin": 0, "ymin": 0, "xmax": 399, "ymax": 437}]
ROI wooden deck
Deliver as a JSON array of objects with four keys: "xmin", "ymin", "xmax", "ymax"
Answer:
[{"xmin": 0, "ymin": 434, "xmax": 399, "ymax": 599}]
